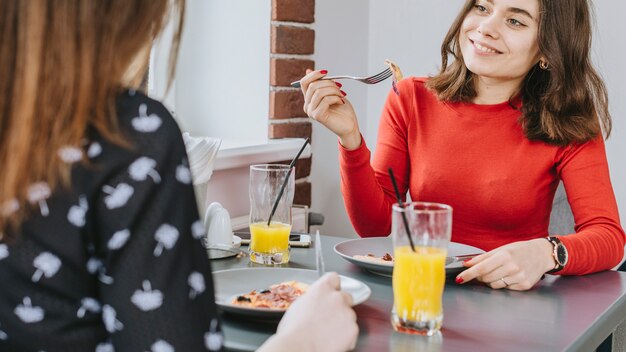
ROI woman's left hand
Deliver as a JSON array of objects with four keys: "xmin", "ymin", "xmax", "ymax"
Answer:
[{"xmin": 455, "ymin": 238, "xmax": 556, "ymax": 291}]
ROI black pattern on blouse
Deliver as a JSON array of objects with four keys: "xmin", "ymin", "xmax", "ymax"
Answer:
[{"xmin": 0, "ymin": 90, "xmax": 223, "ymax": 352}]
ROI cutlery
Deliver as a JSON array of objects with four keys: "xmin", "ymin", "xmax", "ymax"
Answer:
[
  {"xmin": 445, "ymin": 253, "xmax": 482, "ymax": 265},
  {"xmin": 315, "ymin": 230, "xmax": 325, "ymax": 278},
  {"xmin": 290, "ymin": 67, "xmax": 393, "ymax": 88}
]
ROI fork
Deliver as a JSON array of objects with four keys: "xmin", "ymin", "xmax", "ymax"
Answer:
[{"xmin": 290, "ymin": 67, "xmax": 393, "ymax": 88}]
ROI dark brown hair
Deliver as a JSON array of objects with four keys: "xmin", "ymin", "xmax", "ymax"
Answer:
[
  {"xmin": 426, "ymin": 0, "xmax": 611, "ymax": 146},
  {"xmin": 0, "ymin": 0, "xmax": 185, "ymax": 239}
]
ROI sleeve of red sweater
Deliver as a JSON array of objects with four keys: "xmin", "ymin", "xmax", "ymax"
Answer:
[
  {"xmin": 339, "ymin": 79, "xmax": 415, "ymax": 237},
  {"xmin": 554, "ymin": 137, "xmax": 625, "ymax": 275}
]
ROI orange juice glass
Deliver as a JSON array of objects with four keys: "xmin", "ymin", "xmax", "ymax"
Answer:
[
  {"xmin": 249, "ymin": 164, "xmax": 294, "ymax": 265},
  {"xmin": 391, "ymin": 202, "xmax": 452, "ymax": 336}
]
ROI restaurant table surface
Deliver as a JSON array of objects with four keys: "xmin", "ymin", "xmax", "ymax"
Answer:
[{"xmin": 211, "ymin": 235, "xmax": 626, "ymax": 352}]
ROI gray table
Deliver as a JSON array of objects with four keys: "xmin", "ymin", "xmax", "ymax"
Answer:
[{"xmin": 211, "ymin": 235, "xmax": 626, "ymax": 351}]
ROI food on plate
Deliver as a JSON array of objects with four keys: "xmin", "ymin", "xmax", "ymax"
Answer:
[
  {"xmin": 353, "ymin": 253, "xmax": 394, "ymax": 266},
  {"xmin": 384, "ymin": 59, "xmax": 404, "ymax": 95},
  {"xmin": 231, "ymin": 281, "xmax": 309, "ymax": 309}
]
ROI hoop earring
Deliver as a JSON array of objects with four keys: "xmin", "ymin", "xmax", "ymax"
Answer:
[{"xmin": 539, "ymin": 60, "xmax": 550, "ymax": 70}]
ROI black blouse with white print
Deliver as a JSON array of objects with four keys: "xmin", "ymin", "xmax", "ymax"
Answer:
[{"xmin": 0, "ymin": 90, "xmax": 223, "ymax": 352}]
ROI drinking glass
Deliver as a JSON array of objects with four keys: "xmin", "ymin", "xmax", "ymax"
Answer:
[
  {"xmin": 248, "ymin": 164, "xmax": 294, "ymax": 265},
  {"xmin": 391, "ymin": 202, "xmax": 452, "ymax": 335}
]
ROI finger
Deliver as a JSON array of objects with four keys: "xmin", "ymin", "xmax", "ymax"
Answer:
[
  {"xmin": 300, "ymin": 69, "xmax": 328, "ymax": 95},
  {"xmin": 456, "ymin": 255, "xmax": 507, "ymax": 284},
  {"xmin": 304, "ymin": 79, "xmax": 340, "ymax": 107},
  {"xmin": 479, "ymin": 261, "xmax": 519, "ymax": 284},
  {"xmin": 309, "ymin": 96, "xmax": 345, "ymax": 123},
  {"xmin": 319, "ymin": 272, "xmax": 341, "ymax": 290},
  {"xmin": 340, "ymin": 291, "xmax": 354, "ymax": 306},
  {"xmin": 308, "ymin": 86, "xmax": 343, "ymax": 114},
  {"xmin": 462, "ymin": 251, "xmax": 492, "ymax": 267}
]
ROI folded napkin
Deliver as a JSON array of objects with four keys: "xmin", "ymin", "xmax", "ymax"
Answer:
[{"xmin": 182, "ymin": 132, "xmax": 221, "ymax": 185}]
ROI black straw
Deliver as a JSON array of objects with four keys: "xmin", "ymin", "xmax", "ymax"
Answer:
[
  {"xmin": 267, "ymin": 138, "xmax": 310, "ymax": 226},
  {"xmin": 388, "ymin": 168, "xmax": 416, "ymax": 252}
]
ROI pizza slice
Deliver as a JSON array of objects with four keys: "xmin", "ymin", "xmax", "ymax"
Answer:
[{"xmin": 232, "ymin": 281, "xmax": 309, "ymax": 310}]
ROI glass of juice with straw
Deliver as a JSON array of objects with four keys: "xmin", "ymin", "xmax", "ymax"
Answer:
[
  {"xmin": 391, "ymin": 202, "xmax": 452, "ymax": 336},
  {"xmin": 248, "ymin": 164, "xmax": 294, "ymax": 265}
]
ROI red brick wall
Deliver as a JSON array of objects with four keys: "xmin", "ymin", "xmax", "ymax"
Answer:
[{"xmin": 270, "ymin": 0, "xmax": 315, "ymax": 206}]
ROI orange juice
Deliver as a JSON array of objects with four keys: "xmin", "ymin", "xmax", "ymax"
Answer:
[
  {"xmin": 249, "ymin": 221, "xmax": 291, "ymax": 263},
  {"xmin": 393, "ymin": 246, "xmax": 446, "ymax": 323}
]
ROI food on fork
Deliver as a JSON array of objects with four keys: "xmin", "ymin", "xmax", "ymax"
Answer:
[
  {"xmin": 353, "ymin": 253, "xmax": 394, "ymax": 266},
  {"xmin": 384, "ymin": 59, "xmax": 404, "ymax": 95},
  {"xmin": 232, "ymin": 281, "xmax": 309, "ymax": 309}
]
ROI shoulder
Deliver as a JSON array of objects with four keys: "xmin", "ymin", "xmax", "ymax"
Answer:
[
  {"xmin": 115, "ymin": 90, "xmax": 182, "ymax": 141},
  {"xmin": 394, "ymin": 76, "xmax": 437, "ymax": 99}
]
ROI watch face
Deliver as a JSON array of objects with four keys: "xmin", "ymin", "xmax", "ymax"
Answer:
[{"xmin": 556, "ymin": 243, "xmax": 568, "ymax": 266}]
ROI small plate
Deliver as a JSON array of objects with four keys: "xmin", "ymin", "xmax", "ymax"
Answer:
[
  {"xmin": 207, "ymin": 235, "xmax": 243, "ymax": 259},
  {"xmin": 334, "ymin": 237, "xmax": 484, "ymax": 277},
  {"xmin": 213, "ymin": 268, "xmax": 371, "ymax": 319}
]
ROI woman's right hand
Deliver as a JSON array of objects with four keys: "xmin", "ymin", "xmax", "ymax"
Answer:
[
  {"xmin": 300, "ymin": 70, "xmax": 362, "ymax": 150},
  {"xmin": 261, "ymin": 272, "xmax": 359, "ymax": 352}
]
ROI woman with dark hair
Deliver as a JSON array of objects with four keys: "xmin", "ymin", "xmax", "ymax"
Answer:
[
  {"xmin": 300, "ymin": 0, "xmax": 624, "ymax": 291},
  {"xmin": 0, "ymin": 1, "xmax": 358, "ymax": 351}
]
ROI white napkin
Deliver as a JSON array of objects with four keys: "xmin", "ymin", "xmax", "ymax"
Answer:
[
  {"xmin": 182, "ymin": 132, "xmax": 221, "ymax": 185},
  {"xmin": 182, "ymin": 132, "xmax": 222, "ymax": 214}
]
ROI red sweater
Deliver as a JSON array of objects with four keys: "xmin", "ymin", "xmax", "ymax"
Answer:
[{"xmin": 339, "ymin": 77, "xmax": 625, "ymax": 275}]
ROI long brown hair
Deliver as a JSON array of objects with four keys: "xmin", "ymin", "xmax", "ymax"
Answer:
[
  {"xmin": 0, "ymin": 0, "xmax": 185, "ymax": 239},
  {"xmin": 426, "ymin": 0, "xmax": 611, "ymax": 146}
]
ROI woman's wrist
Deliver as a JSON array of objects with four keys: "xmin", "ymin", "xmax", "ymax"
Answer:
[
  {"xmin": 338, "ymin": 130, "xmax": 362, "ymax": 151},
  {"xmin": 535, "ymin": 238, "xmax": 558, "ymax": 273},
  {"xmin": 259, "ymin": 332, "xmax": 311, "ymax": 352}
]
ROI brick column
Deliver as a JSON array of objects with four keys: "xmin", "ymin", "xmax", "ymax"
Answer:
[{"xmin": 269, "ymin": 0, "xmax": 315, "ymax": 206}]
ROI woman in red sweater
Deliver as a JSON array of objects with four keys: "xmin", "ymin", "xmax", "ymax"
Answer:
[{"xmin": 299, "ymin": 0, "xmax": 625, "ymax": 291}]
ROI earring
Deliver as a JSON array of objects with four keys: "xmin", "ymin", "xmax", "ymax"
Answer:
[{"xmin": 539, "ymin": 60, "xmax": 550, "ymax": 70}]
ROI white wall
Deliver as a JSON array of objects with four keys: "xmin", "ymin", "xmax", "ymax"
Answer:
[
  {"xmin": 312, "ymin": 0, "xmax": 370, "ymax": 237},
  {"xmin": 152, "ymin": 0, "xmax": 271, "ymax": 145},
  {"xmin": 312, "ymin": 0, "xmax": 626, "ymax": 237}
]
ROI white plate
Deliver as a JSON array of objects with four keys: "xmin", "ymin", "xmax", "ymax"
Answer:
[
  {"xmin": 334, "ymin": 237, "xmax": 485, "ymax": 277},
  {"xmin": 213, "ymin": 268, "xmax": 371, "ymax": 319}
]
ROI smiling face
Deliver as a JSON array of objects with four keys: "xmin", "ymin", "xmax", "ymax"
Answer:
[{"xmin": 460, "ymin": 0, "xmax": 542, "ymax": 87}]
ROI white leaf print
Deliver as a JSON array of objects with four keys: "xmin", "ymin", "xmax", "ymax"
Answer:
[
  {"xmin": 102, "ymin": 305, "xmax": 124, "ymax": 333},
  {"xmin": 131, "ymin": 280, "xmax": 163, "ymax": 311},
  {"xmin": 191, "ymin": 220, "xmax": 205, "ymax": 240},
  {"xmin": 0, "ymin": 323, "xmax": 7, "ymax": 341},
  {"xmin": 107, "ymin": 229, "xmax": 131, "ymax": 250},
  {"xmin": 153, "ymin": 224, "xmax": 179, "ymax": 256},
  {"xmin": 205, "ymin": 319, "xmax": 224, "ymax": 351},
  {"xmin": 58, "ymin": 146, "xmax": 83, "ymax": 164},
  {"xmin": 150, "ymin": 340, "xmax": 174, "ymax": 352},
  {"xmin": 27, "ymin": 182, "xmax": 51, "ymax": 216},
  {"xmin": 32, "ymin": 252, "xmax": 61, "ymax": 282},
  {"xmin": 1, "ymin": 198, "xmax": 19, "ymax": 216},
  {"xmin": 77, "ymin": 297, "xmax": 102, "ymax": 318},
  {"xmin": 175, "ymin": 164, "xmax": 192, "ymax": 184},
  {"xmin": 86, "ymin": 257, "xmax": 114, "ymax": 285},
  {"xmin": 188, "ymin": 272, "xmax": 206, "ymax": 299},
  {"xmin": 102, "ymin": 183, "xmax": 134, "ymax": 209},
  {"xmin": 87, "ymin": 142, "xmax": 102, "ymax": 158},
  {"xmin": 129, "ymin": 157, "xmax": 161, "ymax": 183},
  {"xmin": 14, "ymin": 297, "xmax": 45, "ymax": 323},
  {"xmin": 131, "ymin": 104, "xmax": 162, "ymax": 132},
  {"xmin": 0, "ymin": 244, "xmax": 9, "ymax": 260},
  {"xmin": 95, "ymin": 341, "xmax": 114, "ymax": 352},
  {"xmin": 67, "ymin": 195, "xmax": 89, "ymax": 227}
]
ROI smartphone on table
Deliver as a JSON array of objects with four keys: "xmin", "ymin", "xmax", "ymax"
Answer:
[{"xmin": 234, "ymin": 230, "xmax": 312, "ymax": 248}]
